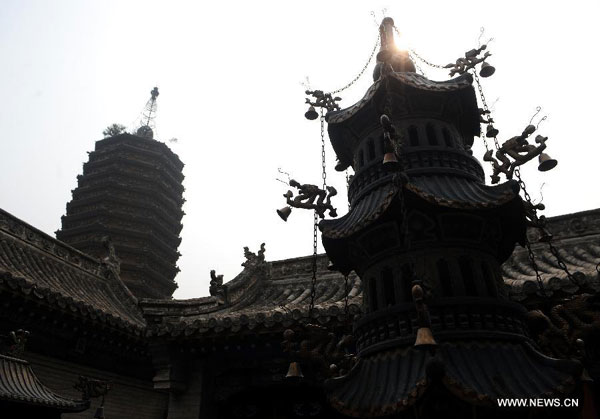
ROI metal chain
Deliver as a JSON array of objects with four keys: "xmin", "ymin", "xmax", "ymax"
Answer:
[
  {"xmin": 514, "ymin": 167, "xmax": 545, "ymax": 292},
  {"xmin": 309, "ymin": 109, "xmax": 328, "ymax": 317},
  {"xmin": 345, "ymin": 169, "xmax": 351, "ymax": 210},
  {"xmin": 514, "ymin": 166, "xmax": 579, "ymax": 287},
  {"xmin": 408, "ymin": 51, "xmax": 425, "ymax": 75},
  {"xmin": 475, "ymin": 72, "xmax": 552, "ymax": 292},
  {"xmin": 329, "ymin": 33, "xmax": 380, "ymax": 95},
  {"xmin": 310, "ymin": 210, "xmax": 318, "ymax": 317},
  {"xmin": 390, "ymin": 25, "xmax": 445, "ymax": 70},
  {"xmin": 546, "ymin": 241, "xmax": 578, "ymax": 285},
  {"xmin": 408, "ymin": 49, "xmax": 445, "ymax": 69},
  {"xmin": 524, "ymin": 239, "xmax": 546, "ymax": 294},
  {"xmin": 344, "ymin": 274, "xmax": 350, "ymax": 324},
  {"xmin": 473, "ymin": 72, "xmax": 499, "ymax": 155},
  {"xmin": 321, "ymin": 109, "xmax": 327, "ymax": 190}
]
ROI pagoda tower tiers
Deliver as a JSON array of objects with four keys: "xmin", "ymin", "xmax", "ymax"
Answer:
[
  {"xmin": 57, "ymin": 129, "xmax": 184, "ymax": 299},
  {"xmin": 320, "ymin": 18, "xmax": 583, "ymax": 418}
]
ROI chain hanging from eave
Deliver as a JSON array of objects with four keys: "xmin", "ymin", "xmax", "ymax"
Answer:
[
  {"xmin": 381, "ymin": 75, "xmax": 411, "ymax": 272},
  {"xmin": 328, "ymin": 33, "xmax": 380, "ymax": 95},
  {"xmin": 344, "ymin": 274, "xmax": 350, "ymax": 325},
  {"xmin": 473, "ymin": 72, "xmax": 497, "ymax": 157},
  {"xmin": 309, "ymin": 109, "xmax": 328, "ymax": 317},
  {"xmin": 475, "ymin": 69, "xmax": 548, "ymax": 292},
  {"xmin": 513, "ymin": 166, "xmax": 547, "ymax": 293},
  {"xmin": 391, "ymin": 25, "xmax": 446, "ymax": 73},
  {"xmin": 408, "ymin": 51, "xmax": 425, "ymax": 76}
]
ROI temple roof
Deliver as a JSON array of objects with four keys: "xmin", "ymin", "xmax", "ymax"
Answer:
[
  {"xmin": 326, "ymin": 72, "xmax": 480, "ymax": 170},
  {"xmin": 503, "ymin": 208, "xmax": 600, "ymax": 301},
  {"xmin": 326, "ymin": 341, "xmax": 580, "ymax": 416},
  {"xmin": 0, "ymin": 209, "xmax": 145, "ymax": 334},
  {"xmin": 144, "ymin": 208, "xmax": 600, "ymax": 337},
  {"xmin": 320, "ymin": 177, "xmax": 520, "ymax": 240},
  {"xmin": 326, "ymin": 72, "xmax": 475, "ymax": 125},
  {"xmin": 1, "ymin": 205, "xmax": 597, "ymax": 338},
  {"xmin": 142, "ymin": 254, "xmax": 362, "ymax": 338},
  {"xmin": 0, "ymin": 354, "xmax": 89, "ymax": 412}
]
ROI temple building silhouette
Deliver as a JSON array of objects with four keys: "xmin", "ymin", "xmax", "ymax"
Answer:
[{"xmin": 0, "ymin": 17, "xmax": 598, "ymax": 419}]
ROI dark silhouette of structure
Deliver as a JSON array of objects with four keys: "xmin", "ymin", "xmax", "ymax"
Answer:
[
  {"xmin": 56, "ymin": 132, "xmax": 184, "ymax": 299},
  {"xmin": 0, "ymin": 18, "xmax": 599, "ymax": 419}
]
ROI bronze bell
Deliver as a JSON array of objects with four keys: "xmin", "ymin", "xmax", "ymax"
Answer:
[
  {"xmin": 415, "ymin": 326, "xmax": 438, "ymax": 348},
  {"xmin": 486, "ymin": 124, "xmax": 499, "ymax": 138},
  {"xmin": 383, "ymin": 152, "xmax": 398, "ymax": 164},
  {"xmin": 538, "ymin": 153, "xmax": 558, "ymax": 172},
  {"xmin": 286, "ymin": 361, "xmax": 304, "ymax": 379},
  {"xmin": 277, "ymin": 207, "xmax": 292, "ymax": 221},
  {"xmin": 94, "ymin": 406, "xmax": 105, "ymax": 419},
  {"xmin": 479, "ymin": 61, "xmax": 496, "ymax": 78},
  {"xmin": 304, "ymin": 106, "xmax": 318, "ymax": 120},
  {"xmin": 412, "ymin": 284, "xmax": 438, "ymax": 349}
]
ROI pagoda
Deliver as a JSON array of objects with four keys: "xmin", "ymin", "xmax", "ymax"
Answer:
[
  {"xmin": 57, "ymin": 89, "xmax": 184, "ymax": 299},
  {"xmin": 319, "ymin": 18, "xmax": 584, "ymax": 418}
]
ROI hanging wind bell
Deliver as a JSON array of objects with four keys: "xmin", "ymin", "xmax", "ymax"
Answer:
[{"xmin": 380, "ymin": 114, "xmax": 400, "ymax": 170}]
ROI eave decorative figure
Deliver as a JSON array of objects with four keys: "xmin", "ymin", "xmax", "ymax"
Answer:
[
  {"xmin": 209, "ymin": 270, "xmax": 228, "ymax": 304},
  {"xmin": 444, "ymin": 44, "xmax": 495, "ymax": 78},
  {"xmin": 283, "ymin": 180, "xmax": 338, "ymax": 219},
  {"xmin": 483, "ymin": 124, "xmax": 554, "ymax": 184},
  {"xmin": 318, "ymin": 17, "xmax": 583, "ymax": 418}
]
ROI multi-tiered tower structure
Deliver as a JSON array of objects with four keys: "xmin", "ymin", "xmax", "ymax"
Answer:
[
  {"xmin": 57, "ymin": 89, "xmax": 184, "ymax": 299},
  {"xmin": 320, "ymin": 18, "xmax": 583, "ymax": 418}
]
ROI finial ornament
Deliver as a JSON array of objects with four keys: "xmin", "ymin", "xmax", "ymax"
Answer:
[
  {"xmin": 376, "ymin": 17, "xmax": 397, "ymax": 62},
  {"xmin": 373, "ymin": 18, "xmax": 416, "ymax": 77}
]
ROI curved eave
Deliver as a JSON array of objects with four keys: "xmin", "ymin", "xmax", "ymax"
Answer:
[
  {"xmin": 0, "ymin": 355, "xmax": 90, "ymax": 412},
  {"xmin": 326, "ymin": 342, "xmax": 580, "ymax": 417},
  {"xmin": 326, "ymin": 72, "xmax": 479, "ymax": 170},
  {"xmin": 321, "ymin": 177, "xmax": 521, "ymax": 240},
  {"xmin": 327, "ymin": 72, "xmax": 475, "ymax": 125},
  {"xmin": 406, "ymin": 177, "xmax": 520, "ymax": 210},
  {"xmin": 320, "ymin": 182, "xmax": 399, "ymax": 240}
]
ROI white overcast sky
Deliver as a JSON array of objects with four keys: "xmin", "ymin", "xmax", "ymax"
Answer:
[{"xmin": 1, "ymin": 1, "xmax": 599, "ymax": 299}]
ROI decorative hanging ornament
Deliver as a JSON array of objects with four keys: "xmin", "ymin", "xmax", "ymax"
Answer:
[
  {"xmin": 304, "ymin": 90, "xmax": 341, "ymax": 120},
  {"xmin": 444, "ymin": 44, "xmax": 494, "ymax": 78},
  {"xmin": 538, "ymin": 152, "xmax": 558, "ymax": 172},
  {"xmin": 486, "ymin": 124, "xmax": 499, "ymax": 138},
  {"xmin": 304, "ymin": 105, "xmax": 319, "ymax": 120},
  {"xmin": 380, "ymin": 114, "xmax": 401, "ymax": 170},
  {"xmin": 277, "ymin": 180, "xmax": 337, "ymax": 220},
  {"xmin": 412, "ymin": 284, "xmax": 437, "ymax": 349},
  {"xmin": 276, "ymin": 206, "xmax": 292, "ymax": 221},
  {"xmin": 285, "ymin": 361, "xmax": 304, "ymax": 379},
  {"xmin": 479, "ymin": 61, "xmax": 496, "ymax": 78},
  {"xmin": 483, "ymin": 124, "xmax": 557, "ymax": 184}
]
